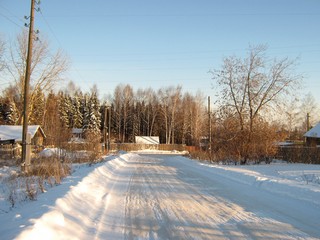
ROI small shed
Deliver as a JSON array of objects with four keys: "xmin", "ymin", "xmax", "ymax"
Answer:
[
  {"xmin": 0, "ymin": 125, "xmax": 46, "ymax": 146},
  {"xmin": 71, "ymin": 128, "xmax": 84, "ymax": 141},
  {"xmin": 304, "ymin": 122, "xmax": 320, "ymax": 146},
  {"xmin": 135, "ymin": 136, "xmax": 160, "ymax": 144}
]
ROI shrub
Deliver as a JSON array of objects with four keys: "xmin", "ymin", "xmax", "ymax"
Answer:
[{"xmin": 27, "ymin": 157, "xmax": 71, "ymax": 185}]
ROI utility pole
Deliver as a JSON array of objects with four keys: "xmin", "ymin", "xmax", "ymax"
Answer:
[
  {"xmin": 208, "ymin": 96, "xmax": 211, "ymax": 152},
  {"xmin": 103, "ymin": 105, "xmax": 108, "ymax": 152},
  {"xmin": 306, "ymin": 113, "xmax": 310, "ymax": 131},
  {"xmin": 108, "ymin": 106, "xmax": 111, "ymax": 151},
  {"xmin": 21, "ymin": 0, "xmax": 36, "ymax": 172}
]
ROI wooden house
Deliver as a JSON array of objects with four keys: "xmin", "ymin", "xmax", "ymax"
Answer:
[
  {"xmin": 304, "ymin": 122, "xmax": 320, "ymax": 146},
  {"xmin": 0, "ymin": 125, "xmax": 46, "ymax": 146},
  {"xmin": 135, "ymin": 136, "xmax": 160, "ymax": 144}
]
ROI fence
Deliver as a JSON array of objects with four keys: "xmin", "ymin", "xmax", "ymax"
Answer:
[
  {"xmin": 0, "ymin": 144, "xmax": 21, "ymax": 159},
  {"xmin": 61, "ymin": 142, "xmax": 102, "ymax": 152},
  {"xmin": 110, "ymin": 143, "xmax": 187, "ymax": 152},
  {"xmin": 278, "ymin": 146, "xmax": 320, "ymax": 164}
]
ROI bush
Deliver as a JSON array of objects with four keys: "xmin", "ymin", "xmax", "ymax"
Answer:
[
  {"xmin": 279, "ymin": 147, "xmax": 320, "ymax": 164},
  {"xmin": 189, "ymin": 150, "xmax": 210, "ymax": 161},
  {"xmin": 27, "ymin": 157, "xmax": 71, "ymax": 185}
]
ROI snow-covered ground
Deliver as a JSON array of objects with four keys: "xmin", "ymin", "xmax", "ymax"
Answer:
[{"xmin": 0, "ymin": 152, "xmax": 320, "ymax": 239}]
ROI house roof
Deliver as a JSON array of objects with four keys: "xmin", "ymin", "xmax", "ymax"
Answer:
[
  {"xmin": 135, "ymin": 136, "xmax": 160, "ymax": 144},
  {"xmin": 304, "ymin": 122, "xmax": 320, "ymax": 138},
  {"xmin": 72, "ymin": 128, "xmax": 83, "ymax": 134},
  {"xmin": 0, "ymin": 125, "xmax": 46, "ymax": 142}
]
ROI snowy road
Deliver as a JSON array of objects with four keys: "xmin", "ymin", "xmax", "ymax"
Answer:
[{"xmin": 12, "ymin": 153, "xmax": 320, "ymax": 239}]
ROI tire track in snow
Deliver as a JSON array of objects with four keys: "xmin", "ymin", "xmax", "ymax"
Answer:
[
  {"xmin": 123, "ymin": 154, "xmax": 315, "ymax": 240},
  {"xmin": 15, "ymin": 153, "xmax": 317, "ymax": 239},
  {"xmin": 123, "ymin": 155, "xmax": 251, "ymax": 239}
]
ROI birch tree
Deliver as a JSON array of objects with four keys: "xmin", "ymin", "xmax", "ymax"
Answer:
[
  {"xmin": 6, "ymin": 31, "xmax": 68, "ymax": 124},
  {"xmin": 0, "ymin": 37, "xmax": 5, "ymax": 72},
  {"xmin": 158, "ymin": 86, "xmax": 182, "ymax": 144},
  {"xmin": 212, "ymin": 45, "xmax": 301, "ymax": 163},
  {"xmin": 299, "ymin": 93, "xmax": 320, "ymax": 129}
]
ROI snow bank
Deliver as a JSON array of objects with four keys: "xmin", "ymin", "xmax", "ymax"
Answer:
[
  {"xmin": 13, "ymin": 155, "xmax": 128, "ymax": 240},
  {"xmin": 38, "ymin": 148, "xmax": 61, "ymax": 157},
  {"xmin": 197, "ymin": 161, "xmax": 320, "ymax": 207}
]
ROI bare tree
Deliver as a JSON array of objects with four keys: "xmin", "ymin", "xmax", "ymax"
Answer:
[
  {"xmin": 212, "ymin": 45, "xmax": 301, "ymax": 163},
  {"xmin": 282, "ymin": 98, "xmax": 301, "ymax": 140},
  {"xmin": 122, "ymin": 85, "xmax": 134, "ymax": 142},
  {"xmin": 112, "ymin": 84, "xmax": 134, "ymax": 142},
  {"xmin": 145, "ymin": 88, "xmax": 159, "ymax": 136},
  {"xmin": 0, "ymin": 36, "xmax": 5, "ymax": 72},
  {"xmin": 299, "ymin": 93, "xmax": 320, "ymax": 129},
  {"xmin": 158, "ymin": 86, "xmax": 182, "ymax": 144},
  {"xmin": 189, "ymin": 92, "xmax": 206, "ymax": 146},
  {"xmin": 113, "ymin": 85, "xmax": 123, "ymax": 142},
  {"xmin": 6, "ymin": 30, "xmax": 69, "ymax": 124},
  {"xmin": 179, "ymin": 92, "xmax": 206, "ymax": 145}
]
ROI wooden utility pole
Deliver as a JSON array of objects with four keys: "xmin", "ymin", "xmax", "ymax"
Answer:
[
  {"xmin": 108, "ymin": 106, "xmax": 111, "ymax": 151},
  {"xmin": 306, "ymin": 113, "xmax": 310, "ymax": 131},
  {"xmin": 21, "ymin": 0, "xmax": 36, "ymax": 171},
  {"xmin": 103, "ymin": 105, "xmax": 107, "ymax": 152},
  {"xmin": 103, "ymin": 105, "xmax": 112, "ymax": 152},
  {"xmin": 208, "ymin": 96, "xmax": 211, "ymax": 152}
]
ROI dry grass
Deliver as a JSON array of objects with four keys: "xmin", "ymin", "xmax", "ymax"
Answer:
[{"xmin": 26, "ymin": 157, "xmax": 72, "ymax": 185}]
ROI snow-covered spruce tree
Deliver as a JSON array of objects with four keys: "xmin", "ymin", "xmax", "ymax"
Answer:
[
  {"xmin": 58, "ymin": 92, "xmax": 72, "ymax": 128},
  {"xmin": 81, "ymin": 93, "xmax": 90, "ymax": 132},
  {"xmin": 72, "ymin": 91, "xmax": 83, "ymax": 129},
  {"xmin": 83, "ymin": 91, "xmax": 101, "ymax": 138},
  {"xmin": 1, "ymin": 98, "xmax": 18, "ymax": 125}
]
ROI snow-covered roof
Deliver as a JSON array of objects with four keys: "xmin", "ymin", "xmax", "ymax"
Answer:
[
  {"xmin": 135, "ymin": 136, "xmax": 160, "ymax": 144},
  {"xmin": 304, "ymin": 122, "xmax": 320, "ymax": 138},
  {"xmin": 72, "ymin": 128, "xmax": 83, "ymax": 134},
  {"xmin": 0, "ymin": 125, "xmax": 46, "ymax": 142}
]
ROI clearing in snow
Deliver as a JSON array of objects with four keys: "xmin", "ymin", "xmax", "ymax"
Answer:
[{"xmin": 1, "ymin": 152, "xmax": 320, "ymax": 239}]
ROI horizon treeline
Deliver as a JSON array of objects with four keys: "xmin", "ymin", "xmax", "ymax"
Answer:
[
  {"xmin": 0, "ymin": 83, "xmax": 208, "ymax": 146},
  {"xmin": 0, "ymin": 79, "xmax": 317, "ymax": 162}
]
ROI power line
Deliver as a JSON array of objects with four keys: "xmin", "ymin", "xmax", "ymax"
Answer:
[
  {"xmin": 42, "ymin": 12, "xmax": 320, "ymax": 18},
  {"xmin": 0, "ymin": 3, "xmax": 24, "ymax": 27},
  {"xmin": 38, "ymin": 8, "xmax": 92, "ymax": 90},
  {"xmin": 0, "ymin": 12, "xmax": 23, "ymax": 28}
]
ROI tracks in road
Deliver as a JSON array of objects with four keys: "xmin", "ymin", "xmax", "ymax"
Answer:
[{"xmin": 16, "ymin": 153, "xmax": 317, "ymax": 240}]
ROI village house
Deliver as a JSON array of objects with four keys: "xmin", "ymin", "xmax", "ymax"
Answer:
[
  {"xmin": 304, "ymin": 122, "xmax": 320, "ymax": 146},
  {"xmin": 0, "ymin": 125, "xmax": 46, "ymax": 146},
  {"xmin": 71, "ymin": 128, "xmax": 85, "ymax": 142},
  {"xmin": 135, "ymin": 136, "xmax": 160, "ymax": 144},
  {"xmin": 0, "ymin": 125, "xmax": 46, "ymax": 158}
]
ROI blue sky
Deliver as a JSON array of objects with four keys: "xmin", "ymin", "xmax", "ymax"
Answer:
[{"xmin": 1, "ymin": 0, "xmax": 320, "ymax": 103}]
